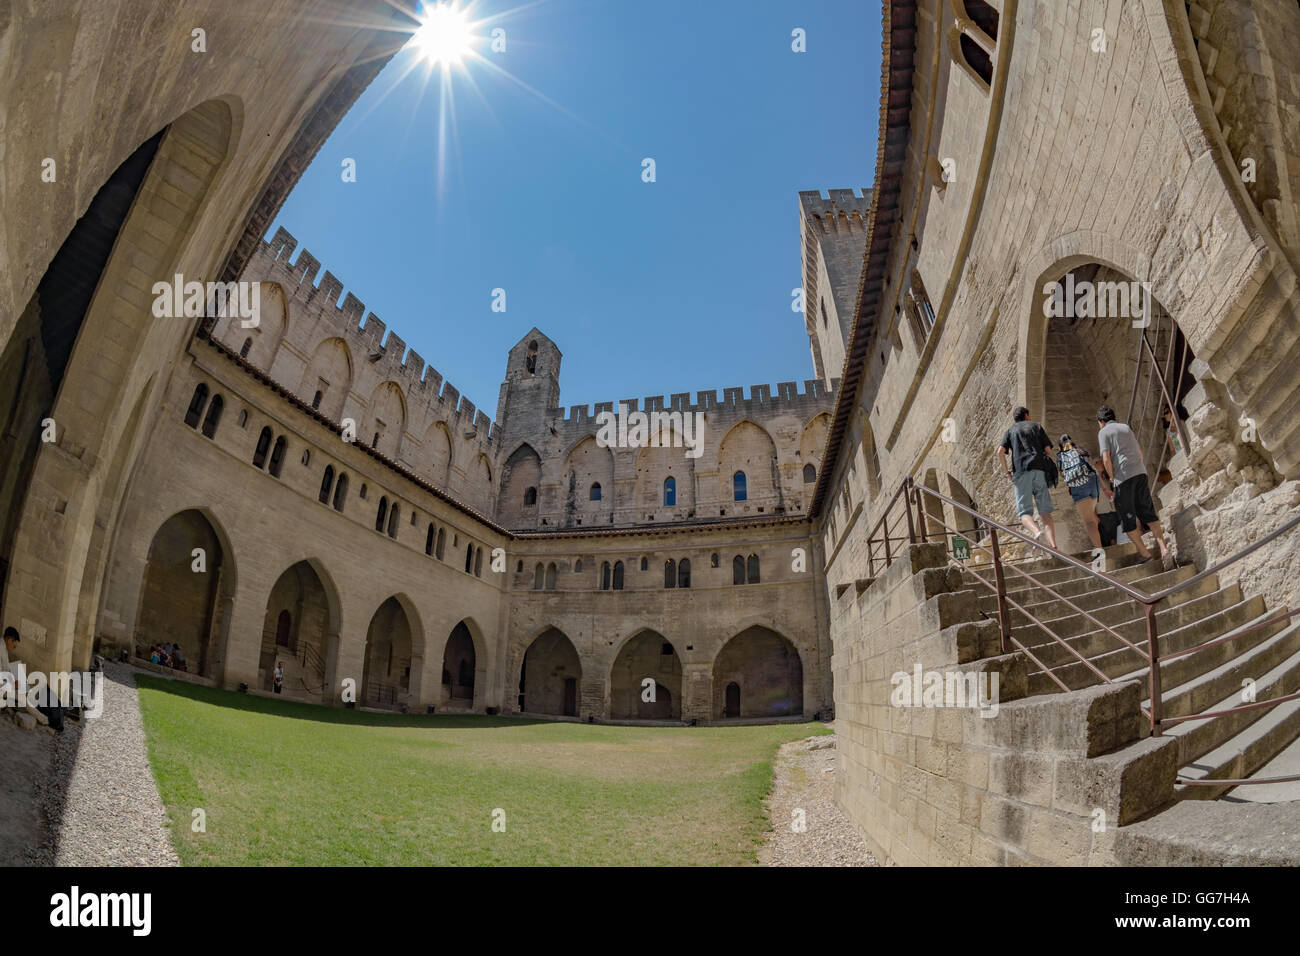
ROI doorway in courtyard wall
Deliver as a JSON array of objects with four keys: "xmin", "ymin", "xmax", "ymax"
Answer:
[
  {"xmin": 135, "ymin": 509, "xmax": 234, "ymax": 679},
  {"xmin": 610, "ymin": 631, "xmax": 682, "ymax": 720},
  {"xmin": 260, "ymin": 561, "xmax": 335, "ymax": 701},
  {"xmin": 518, "ymin": 627, "xmax": 582, "ymax": 717},
  {"xmin": 711, "ymin": 626, "xmax": 803, "ymax": 720},
  {"xmin": 442, "ymin": 621, "xmax": 477, "ymax": 707},
  {"xmin": 1033, "ymin": 262, "xmax": 1199, "ymax": 554},
  {"xmin": 361, "ymin": 596, "xmax": 418, "ymax": 710}
]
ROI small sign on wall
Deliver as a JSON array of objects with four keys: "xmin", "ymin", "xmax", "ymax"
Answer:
[{"xmin": 952, "ymin": 536, "xmax": 971, "ymax": 562}]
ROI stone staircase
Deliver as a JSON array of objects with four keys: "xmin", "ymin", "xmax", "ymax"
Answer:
[{"xmin": 961, "ymin": 544, "xmax": 1300, "ymax": 802}]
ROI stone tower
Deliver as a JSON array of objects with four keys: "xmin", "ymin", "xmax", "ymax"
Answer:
[
  {"xmin": 496, "ymin": 328, "xmax": 562, "ymax": 447},
  {"xmin": 799, "ymin": 188, "xmax": 871, "ymax": 386}
]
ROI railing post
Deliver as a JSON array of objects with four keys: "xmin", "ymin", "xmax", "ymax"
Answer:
[
  {"xmin": 914, "ymin": 487, "xmax": 928, "ymax": 543},
  {"xmin": 988, "ymin": 526, "xmax": 1011, "ymax": 654},
  {"xmin": 904, "ymin": 479, "xmax": 916, "ymax": 544},
  {"xmin": 1146, "ymin": 602, "xmax": 1163, "ymax": 737}
]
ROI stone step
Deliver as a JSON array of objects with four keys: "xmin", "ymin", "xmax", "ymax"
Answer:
[
  {"xmin": 1023, "ymin": 587, "xmax": 1254, "ymax": 694},
  {"xmin": 1173, "ymin": 636, "xmax": 1300, "ymax": 800},
  {"xmin": 961, "ymin": 544, "xmax": 1146, "ymax": 590},
  {"xmin": 973, "ymin": 560, "xmax": 1190, "ymax": 617},
  {"xmin": 1013, "ymin": 575, "xmax": 1228, "ymax": 660},
  {"xmin": 993, "ymin": 565, "xmax": 1199, "ymax": 631},
  {"xmin": 1163, "ymin": 621, "xmax": 1300, "ymax": 770},
  {"xmin": 1135, "ymin": 606, "xmax": 1299, "ymax": 719}
]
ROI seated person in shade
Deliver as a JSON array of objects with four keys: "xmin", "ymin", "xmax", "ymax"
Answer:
[
  {"xmin": 149, "ymin": 645, "xmax": 160, "ymax": 665},
  {"xmin": 1, "ymin": 626, "xmax": 49, "ymax": 727},
  {"xmin": 172, "ymin": 644, "xmax": 186, "ymax": 671}
]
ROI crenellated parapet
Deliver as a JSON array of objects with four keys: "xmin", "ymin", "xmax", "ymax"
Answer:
[
  {"xmin": 551, "ymin": 378, "xmax": 836, "ymax": 426},
  {"xmin": 221, "ymin": 227, "xmax": 503, "ymax": 512}
]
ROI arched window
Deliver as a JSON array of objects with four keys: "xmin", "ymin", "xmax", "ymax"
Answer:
[
  {"xmin": 435, "ymin": 528, "xmax": 445, "ymax": 560},
  {"xmin": 733, "ymin": 471, "xmax": 747, "ymax": 501},
  {"xmin": 333, "ymin": 473, "xmax": 348, "ymax": 511},
  {"xmin": 268, "ymin": 435, "xmax": 287, "ymax": 477},
  {"xmin": 524, "ymin": 486, "xmax": 537, "ymax": 506},
  {"xmin": 664, "ymin": 559, "xmax": 676, "ymax": 589},
  {"xmin": 425, "ymin": 523, "xmax": 435, "ymax": 556},
  {"xmin": 200, "ymin": 394, "xmax": 224, "ymax": 438},
  {"xmin": 545, "ymin": 563, "xmax": 556, "ymax": 590},
  {"xmin": 253, "ymin": 427, "xmax": 272, "ymax": 468},
  {"xmin": 475, "ymin": 549, "xmax": 483, "ymax": 577},
  {"xmin": 803, "ymin": 464, "xmax": 816, "ymax": 483},
  {"xmin": 239, "ymin": 338, "xmax": 252, "ymax": 359},
  {"xmin": 678, "ymin": 558, "xmax": 691, "ymax": 589},
  {"xmin": 534, "ymin": 563, "xmax": 545, "ymax": 590},
  {"xmin": 589, "ymin": 482, "xmax": 601, "ymax": 501},
  {"xmin": 733, "ymin": 555, "xmax": 746, "ymax": 585},
  {"xmin": 601, "ymin": 561, "xmax": 612, "ymax": 591},
  {"xmin": 375, "ymin": 497, "xmax": 388, "ymax": 532},
  {"xmin": 959, "ymin": 33, "xmax": 992, "ymax": 85},
  {"xmin": 747, "ymin": 553, "xmax": 760, "ymax": 584},
  {"xmin": 301, "ymin": 449, "xmax": 311, "ymax": 467},
  {"xmin": 575, "ymin": 559, "xmax": 583, "ymax": 573},
  {"xmin": 184, "ymin": 384, "xmax": 209, "ymax": 428},
  {"xmin": 963, "ymin": 0, "xmax": 999, "ymax": 41},
  {"xmin": 319, "ymin": 465, "xmax": 335, "ymax": 504},
  {"xmin": 311, "ymin": 390, "xmax": 323, "ymax": 410},
  {"xmin": 612, "ymin": 561, "xmax": 624, "ymax": 590},
  {"xmin": 640, "ymin": 556, "xmax": 648, "ymax": 571},
  {"xmin": 526, "ymin": 340, "xmax": 538, "ymax": 375},
  {"xmin": 664, "ymin": 476, "xmax": 676, "ymax": 506},
  {"xmin": 465, "ymin": 544, "xmax": 474, "ymax": 573},
  {"xmin": 517, "ymin": 560, "xmax": 524, "ymax": 573},
  {"xmin": 711, "ymin": 552, "xmax": 719, "ymax": 568}
]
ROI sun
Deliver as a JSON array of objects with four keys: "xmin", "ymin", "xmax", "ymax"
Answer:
[{"xmin": 413, "ymin": 3, "xmax": 475, "ymax": 67}]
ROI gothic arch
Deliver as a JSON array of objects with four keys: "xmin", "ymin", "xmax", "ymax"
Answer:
[{"xmin": 298, "ymin": 336, "xmax": 354, "ymax": 420}]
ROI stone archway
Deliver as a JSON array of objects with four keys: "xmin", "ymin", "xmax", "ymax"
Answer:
[
  {"xmin": 609, "ymin": 631, "xmax": 682, "ymax": 720},
  {"xmin": 0, "ymin": 99, "xmax": 238, "ymax": 676},
  {"xmin": 361, "ymin": 596, "xmax": 419, "ymax": 710},
  {"xmin": 711, "ymin": 626, "xmax": 803, "ymax": 719},
  {"xmin": 135, "ymin": 509, "xmax": 234, "ymax": 679},
  {"xmin": 260, "ymin": 561, "xmax": 337, "ymax": 702},
  {"xmin": 441, "ymin": 621, "xmax": 479, "ymax": 709},
  {"xmin": 518, "ymin": 628, "xmax": 582, "ymax": 717}
]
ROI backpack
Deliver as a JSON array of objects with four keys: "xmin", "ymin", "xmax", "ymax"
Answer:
[{"xmin": 1059, "ymin": 445, "xmax": 1093, "ymax": 487}]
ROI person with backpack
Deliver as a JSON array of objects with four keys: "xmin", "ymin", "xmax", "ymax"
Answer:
[
  {"xmin": 1097, "ymin": 405, "xmax": 1174, "ymax": 569},
  {"xmin": 1057, "ymin": 434, "xmax": 1104, "ymax": 549},
  {"xmin": 996, "ymin": 406, "xmax": 1058, "ymax": 549}
]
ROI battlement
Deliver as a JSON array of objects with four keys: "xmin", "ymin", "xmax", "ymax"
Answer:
[
  {"xmin": 799, "ymin": 188, "xmax": 872, "ymax": 234},
  {"xmin": 256, "ymin": 227, "xmax": 501, "ymax": 444},
  {"xmin": 550, "ymin": 378, "xmax": 837, "ymax": 425}
]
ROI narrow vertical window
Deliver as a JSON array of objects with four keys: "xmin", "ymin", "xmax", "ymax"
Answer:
[
  {"xmin": 319, "ymin": 465, "xmax": 335, "ymax": 504},
  {"xmin": 435, "ymin": 528, "xmax": 445, "ymax": 559},
  {"xmin": 803, "ymin": 464, "xmax": 816, "ymax": 483},
  {"xmin": 375, "ymin": 497, "xmax": 388, "ymax": 532},
  {"xmin": 239, "ymin": 338, "xmax": 252, "ymax": 359},
  {"xmin": 200, "ymin": 394, "xmax": 224, "ymax": 438},
  {"xmin": 312, "ymin": 390, "xmax": 323, "ymax": 410},
  {"xmin": 253, "ymin": 427, "xmax": 272, "ymax": 468},
  {"xmin": 268, "ymin": 435, "xmax": 287, "ymax": 477},
  {"xmin": 612, "ymin": 561, "xmax": 624, "ymax": 590},
  {"xmin": 747, "ymin": 553, "xmax": 760, "ymax": 584},
  {"xmin": 733, "ymin": 471, "xmax": 747, "ymax": 501},
  {"xmin": 545, "ymin": 563, "xmax": 556, "ymax": 590},
  {"xmin": 664, "ymin": 559, "xmax": 676, "ymax": 589},
  {"xmin": 601, "ymin": 561, "xmax": 611, "ymax": 591},
  {"xmin": 185, "ymin": 384, "xmax": 209, "ymax": 428},
  {"xmin": 678, "ymin": 558, "xmax": 691, "ymax": 589},
  {"xmin": 534, "ymin": 564, "xmax": 545, "ymax": 590},
  {"xmin": 589, "ymin": 482, "xmax": 601, "ymax": 501},
  {"xmin": 333, "ymin": 473, "xmax": 348, "ymax": 511},
  {"xmin": 664, "ymin": 476, "xmax": 676, "ymax": 506},
  {"xmin": 475, "ymin": 549, "xmax": 483, "ymax": 577},
  {"xmin": 524, "ymin": 486, "xmax": 537, "ymax": 506},
  {"xmin": 425, "ymin": 523, "xmax": 435, "ymax": 555},
  {"xmin": 733, "ymin": 555, "xmax": 745, "ymax": 585}
]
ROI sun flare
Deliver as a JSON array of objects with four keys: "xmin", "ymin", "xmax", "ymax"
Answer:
[{"xmin": 413, "ymin": 3, "xmax": 474, "ymax": 66}]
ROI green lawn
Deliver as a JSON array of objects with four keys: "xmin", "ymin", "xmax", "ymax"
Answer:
[{"xmin": 134, "ymin": 677, "xmax": 828, "ymax": 865}]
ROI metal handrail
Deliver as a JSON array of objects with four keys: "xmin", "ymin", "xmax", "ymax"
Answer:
[{"xmin": 864, "ymin": 476, "xmax": 1300, "ymax": 778}]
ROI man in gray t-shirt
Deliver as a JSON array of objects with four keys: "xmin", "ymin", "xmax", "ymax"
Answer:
[
  {"xmin": 1096, "ymin": 405, "xmax": 1172, "ymax": 568},
  {"xmin": 1098, "ymin": 419, "xmax": 1145, "ymax": 485}
]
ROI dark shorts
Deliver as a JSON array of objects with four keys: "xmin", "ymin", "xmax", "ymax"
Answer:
[
  {"xmin": 1098, "ymin": 512, "xmax": 1121, "ymax": 546},
  {"xmin": 1114, "ymin": 473, "xmax": 1158, "ymax": 533},
  {"xmin": 1068, "ymin": 473, "xmax": 1099, "ymax": 503}
]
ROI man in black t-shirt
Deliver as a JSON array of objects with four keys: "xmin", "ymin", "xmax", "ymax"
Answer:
[{"xmin": 996, "ymin": 406, "xmax": 1058, "ymax": 549}]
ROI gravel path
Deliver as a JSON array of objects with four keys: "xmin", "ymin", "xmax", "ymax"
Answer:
[
  {"xmin": 48, "ymin": 661, "xmax": 179, "ymax": 866},
  {"xmin": 759, "ymin": 733, "xmax": 878, "ymax": 867}
]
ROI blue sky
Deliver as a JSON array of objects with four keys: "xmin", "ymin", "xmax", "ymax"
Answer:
[{"xmin": 269, "ymin": 0, "xmax": 880, "ymax": 418}]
